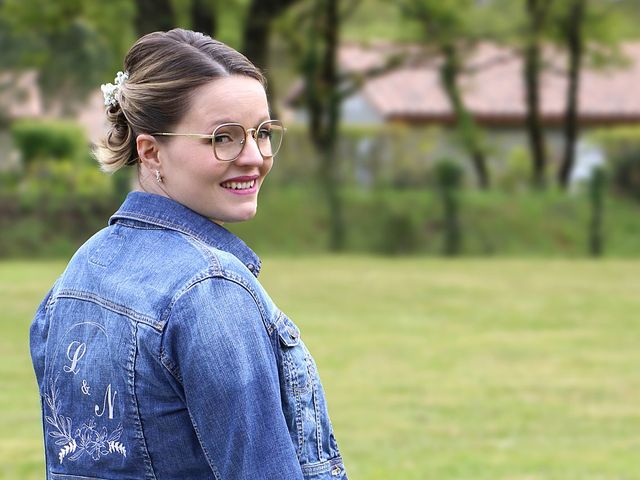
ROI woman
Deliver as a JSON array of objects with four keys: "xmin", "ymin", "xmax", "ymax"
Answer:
[{"xmin": 30, "ymin": 28, "xmax": 347, "ymax": 480}]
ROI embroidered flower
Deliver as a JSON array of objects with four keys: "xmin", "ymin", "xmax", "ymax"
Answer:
[
  {"xmin": 101, "ymin": 71, "xmax": 129, "ymax": 108},
  {"xmin": 45, "ymin": 378, "xmax": 126, "ymax": 464}
]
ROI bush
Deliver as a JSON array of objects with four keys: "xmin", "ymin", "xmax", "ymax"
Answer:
[
  {"xmin": 498, "ymin": 145, "xmax": 533, "ymax": 192},
  {"xmin": 590, "ymin": 126, "xmax": 640, "ymax": 201},
  {"xmin": 434, "ymin": 159, "xmax": 464, "ymax": 256},
  {"xmin": 373, "ymin": 193, "xmax": 425, "ymax": 255},
  {"xmin": 0, "ymin": 191, "xmax": 122, "ymax": 258},
  {"xmin": 13, "ymin": 158, "xmax": 114, "ymax": 200},
  {"xmin": 2, "ymin": 186, "xmax": 640, "ymax": 258},
  {"xmin": 10, "ymin": 119, "xmax": 89, "ymax": 165}
]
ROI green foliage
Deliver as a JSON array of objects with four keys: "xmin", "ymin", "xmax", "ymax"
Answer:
[
  {"xmin": 0, "ymin": 192, "xmax": 121, "ymax": 257},
  {"xmin": 340, "ymin": 0, "xmax": 422, "ymax": 42},
  {"xmin": 498, "ymin": 145, "xmax": 533, "ymax": 193},
  {"xmin": 433, "ymin": 158, "xmax": 463, "ymax": 189},
  {"xmin": 273, "ymin": 124, "xmax": 441, "ymax": 189},
  {"xmin": 0, "ymin": 0, "xmax": 135, "ymax": 106},
  {"xmin": 590, "ymin": 126, "xmax": 640, "ymax": 201},
  {"xmin": 588, "ymin": 167, "xmax": 607, "ymax": 257},
  {"xmin": 398, "ymin": 0, "xmax": 503, "ymax": 44},
  {"xmin": 11, "ymin": 119, "xmax": 88, "ymax": 165},
  {"xmin": 214, "ymin": 0, "xmax": 250, "ymax": 49},
  {"xmin": 4, "ymin": 184, "xmax": 640, "ymax": 259},
  {"xmin": 1, "ymin": 119, "xmax": 122, "ymax": 258},
  {"xmin": 371, "ymin": 192, "xmax": 424, "ymax": 255},
  {"xmin": 19, "ymin": 159, "xmax": 114, "ymax": 198},
  {"xmin": 434, "ymin": 159, "xmax": 463, "ymax": 255}
]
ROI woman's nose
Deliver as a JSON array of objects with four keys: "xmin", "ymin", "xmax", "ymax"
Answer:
[{"xmin": 234, "ymin": 133, "xmax": 264, "ymax": 166}]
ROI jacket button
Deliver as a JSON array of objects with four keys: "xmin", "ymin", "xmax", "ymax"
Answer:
[
  {"xmin": 247, "ymin": 263, "xmax": 255, "ymax": 272},
  {"xmin": 288, "ymin": 327, "xmax": 298, "ymax": 340},
  {"xmin": 331, "ymin": 466, "xmax": 342, "ymax": 476}
]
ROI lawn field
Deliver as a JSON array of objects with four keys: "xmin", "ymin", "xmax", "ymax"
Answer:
[{"xmin": 1, "ymin": 258, "xmax": 639, "ymax": 479}]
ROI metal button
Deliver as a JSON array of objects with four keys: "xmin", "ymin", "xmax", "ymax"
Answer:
[
  {"xmin": 287, "ymin": 327, "xmax": 298, "ymax": 340},
  {"xmin": 331, "ymin": 466, "xmax": 342, "ymax": 476},
  {"xmin": 247, "ymin": 263, "xmax": 255, "ymax": 272}
]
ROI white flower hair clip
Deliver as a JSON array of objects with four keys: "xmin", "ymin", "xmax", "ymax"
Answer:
[{"xmin": 101, "ymin": 71, "xmax": 129, "ymax": 108}]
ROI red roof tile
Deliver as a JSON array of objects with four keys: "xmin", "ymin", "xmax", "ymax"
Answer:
[{"xmin": 340, "ymin": 42, "xmax": 640, "ymax": 126}]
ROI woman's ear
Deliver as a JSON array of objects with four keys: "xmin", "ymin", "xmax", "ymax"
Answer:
[{"xmin": 136, "ymin": 134, "xmax": 161, "ymax": 171}]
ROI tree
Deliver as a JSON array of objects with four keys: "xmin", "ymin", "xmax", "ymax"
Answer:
[
  {"xmin": 277, "ymin": 0, "xmax": 348, "ymax": 250},
  {"xmin": 134, "ymin": 0, "xmax": 174, "ymax": 35},
  {"xmin": 0, "ymin": 0, "xmax": 135, "ymax": 112},
  {"xmin": 554, "ymin": 0, "xmax": 628, "ymax": 189},
  {"xmin": 191, "ymin": 0, "xmax": 217, "ymax": 36},
  {"xmin": 557, "ymin": 0, "xmax": 586, "ymax": 189},
  {"xmin": 399, "ymin": 1, "xmax": 491, "ymax": 189},
  {"xmin": 239, "ymin": 0, "xmax": 303, "ymax": 118},
  {"xmin": 523, "ymin": 0, "xmax": 554, "ymax": 189},
  {"xmin": 241, "ymin": 0, "xmax": 301, "ymax": 71},
  {"xmin": 280, "ymin": 0, "xmax": 407, "ymax": 250}
]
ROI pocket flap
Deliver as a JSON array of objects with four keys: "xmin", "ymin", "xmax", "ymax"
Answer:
[{"xmin": 276, "ymin": 313, "xmax": 301, "ymax": 347}]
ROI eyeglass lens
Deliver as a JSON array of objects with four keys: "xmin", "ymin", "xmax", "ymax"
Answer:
[{"xmin": 213, "ymin": 121, "xmax": 284, "ymax": 161}]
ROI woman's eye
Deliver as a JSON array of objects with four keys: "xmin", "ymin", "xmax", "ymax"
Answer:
[
  {"xmin": 214, "ymin": 134, "xmax": 233, "ymax": 144},
  {"xmin": 257, "ymin": 129, "xmax": 272, "ymax": 140}
]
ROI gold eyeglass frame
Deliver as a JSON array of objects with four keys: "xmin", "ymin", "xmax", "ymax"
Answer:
[{"xmin": 152, "ymin": 119, "xmax": 285, "ymax": 162}]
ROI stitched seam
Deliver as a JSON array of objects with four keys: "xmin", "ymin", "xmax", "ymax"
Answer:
[
  {"xmin": 217, "ymin": 270, "xmax": 272, "ymax": 333},
  {"xmin": 114, "ymin": 212, "xmax": 261, "ymax": 276},
  {"xmin": 312, "ymin": 362, "xmax": 324, "ymax": 461},
  {"xmin": 129, "ymin": 322, "xmax": 158, "ymax": 480},
  {"xmin": 159, "ymin": 275, "xmax": 270, "ymax": 406},
  {"xmin": 186, "ymin": 414, "xmax": 222, "ymax": 480},
  {"xmin": 159, "ymin": 348, "xmax": 183, "ymax": 385},
  {"xmin": 115, "ymin": 211, "xmax": 228, "ymax": 252},
  {"xmin": 300, "ymin": 456, "xmax": 344, "ymax": 474},
  {"xmin": 57, "ymin": 290, "xmax": 162, "ymax": 331}
]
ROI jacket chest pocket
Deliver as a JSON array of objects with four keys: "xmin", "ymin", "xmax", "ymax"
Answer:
[
  {"xmin": 277, "ymin": 314, "xmax": 315, "ymax": 396},
  {"xmin": 274, "ymin": 312, "xmax": 343, "ymax": 472}
]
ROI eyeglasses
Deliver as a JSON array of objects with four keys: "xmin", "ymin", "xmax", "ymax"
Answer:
[{"xmin": 152, "ymin": 119, "xmax": 285, "ymax": 162}]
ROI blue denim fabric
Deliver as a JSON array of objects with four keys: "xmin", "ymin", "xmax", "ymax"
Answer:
[{"xmin": 30, "ymin": 192, "xmax": 347, "ymax": 480}]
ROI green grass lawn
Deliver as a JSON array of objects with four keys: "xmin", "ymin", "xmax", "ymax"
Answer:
[{"xmin": 1, "ymin": 258, "xmax": 639, "ymax": 479}]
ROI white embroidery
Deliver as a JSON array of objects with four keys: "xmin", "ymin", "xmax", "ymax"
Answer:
[
  {"xmin": 108, "ymin": 441, "xmax": 127, "ymax": 456},
  {"xmin": 45, "ymin": 377, "xmax": 126, "ymax": 463},
  {"xmin": 81, "ymin": 379, "xmax": 91, "ymax": 396},
  {"xmin": 63, "ymin": 341, "xmax": 87, "ymax": 375},
  {"xmin": 94, "ymin": 384, "xmax": 117, "ymax": 419}
]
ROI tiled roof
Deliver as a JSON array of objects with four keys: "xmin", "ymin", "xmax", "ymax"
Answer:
[{"xmin": 339, "ymin": 42, "xmax": 640, "ymax": 126}]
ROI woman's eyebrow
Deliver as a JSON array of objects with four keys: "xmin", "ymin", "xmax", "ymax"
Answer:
[
  {"xmin": 206, "ymin": 117, "xmax": 236, "ymax": 128},
  {"xmin": 206, "ymin": 117, "xmax": 272, "ymax": 129}
]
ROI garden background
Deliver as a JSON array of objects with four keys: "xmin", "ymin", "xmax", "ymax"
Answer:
[{"xmin": 1, "ymin": 0, "xmax": 640, "ymax": 478}]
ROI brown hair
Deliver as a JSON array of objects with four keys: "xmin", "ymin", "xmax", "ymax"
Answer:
[{"xmin": 95, "ymin": 28, "xmax": 265, "ymax": 173}]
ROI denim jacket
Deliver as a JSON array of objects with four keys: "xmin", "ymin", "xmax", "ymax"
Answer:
[{"xmin": 30, "ymin": 191, "xmax": 347, "ymax": 480}]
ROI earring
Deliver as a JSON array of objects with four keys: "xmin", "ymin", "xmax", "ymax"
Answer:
[{"xmin": 155, "ymin": 170, "xmax": 163, "ymax": 183}]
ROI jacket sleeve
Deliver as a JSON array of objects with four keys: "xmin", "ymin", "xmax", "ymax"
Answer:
[
  {"xmin": 30, "ymin": 282, "xmax": 58, "ymax": 390},
  {"xmin": 161, "ymin": 276, "xmax": 304, "ymax": 480}
]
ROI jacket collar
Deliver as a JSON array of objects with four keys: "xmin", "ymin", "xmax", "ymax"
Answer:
[{"xmin": 109, "ymin": 191, "xmax": 261, "ymax": 277}]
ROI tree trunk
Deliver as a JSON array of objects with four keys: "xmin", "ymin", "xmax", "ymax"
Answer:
[
  {"xmin": 524, "ymin": 0, "xmax": 549, "ymax": 189},
  {"xmin": 319, "ymin": 0, "xmax": 344, "ymax": 250},
  {"xmin": 559, "ymin": 0, "xmax": 585, "ymax": 189},
  {"xmin": 134, "ymin": 0, "xmax": 174, "ymax": 36},
  {"xmin": 297, "ymin": 0, "xmax": 345, "ymax": 250},
  {"xmin": 191, "ymin": 0, "xmax": 216, "ymax": 37},
  {"xmin": 241, "ymin": 0, "xmax": 300, "ymax": 118},
  {"xmin": 241, "ymin": 2, "xmax": 271, "ymax": 71},
  {"xmin": 320, "ymin": 144, "xmax": 345, "ymax": 251},
  {"xmin": 440, "ymin": 43, "xmax": 490, "ymax": 189}
]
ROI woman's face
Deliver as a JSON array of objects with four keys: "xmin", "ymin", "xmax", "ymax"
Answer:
[{"xmin": 157, "ymin": 76, "xmax": 273, "ymax": 224}]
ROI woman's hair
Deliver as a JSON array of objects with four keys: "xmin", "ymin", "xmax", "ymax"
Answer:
[{"xmin": 95, "ymin": 28, "xmax": 265, "ymax": 173}]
